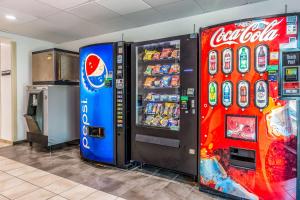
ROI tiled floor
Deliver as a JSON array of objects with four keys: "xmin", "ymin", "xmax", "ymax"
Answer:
[
  {"xmin": 0, "ymin": 156, "xmax": 124, "ymax": 200},
  {"xmin": 0, "ymin": 143, "xmax": 220, "ymax": 200}
]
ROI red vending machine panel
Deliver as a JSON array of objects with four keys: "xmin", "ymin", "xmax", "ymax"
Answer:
[{"xmin": 199, "ymin": 15, "xmax": 298, "ymax": 199}]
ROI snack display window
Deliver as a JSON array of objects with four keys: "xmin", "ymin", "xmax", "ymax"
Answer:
[{"xmin": 135, "ymin": 40, "xmax": 181, "ymax": 131}]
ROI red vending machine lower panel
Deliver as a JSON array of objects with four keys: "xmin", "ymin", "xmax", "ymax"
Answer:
[{"xmin": 199, "ymin": 14, "xmax": 298, "ymax": 200}]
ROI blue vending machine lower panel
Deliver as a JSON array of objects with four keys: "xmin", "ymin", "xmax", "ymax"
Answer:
[{"xmin": 79, "ymin": 43, "xmax": 115, "ymax": 165}]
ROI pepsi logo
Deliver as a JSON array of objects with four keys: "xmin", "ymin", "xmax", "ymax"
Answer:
[{"xmin": 84, "ymin": 54, "xmax": 108, "ymax": 90}]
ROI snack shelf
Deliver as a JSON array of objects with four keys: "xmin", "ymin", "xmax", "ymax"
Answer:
[
  {"xmin": 139, "ymin": 58, "xmax": 180, "ymax": 65},
  {"xmin": 136, "ymin": 39, "xmax": 181, "ymax": 131},
  {"xmin": 143, "ymin": 73, "xmax": 180, "ymax": 77},
  {"xmin": 144, "ymin": 87, "xmax": 180, "ymax": 89}
]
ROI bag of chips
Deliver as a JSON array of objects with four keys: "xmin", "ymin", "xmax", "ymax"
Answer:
[
  {"xmin": 156, "ymin": 103, "xmax": 163, "ymax": 115},
  {"xmin": 161, "ymin": 76, "xmax": 172, "ymax": 87},
  {"xmin": 171, "ymin": 75, "xmax": 180, "ymax": 87},
  {"xmin": 143, "ymin": 50, "xmax": 156, "ymax": 61},
  {"xmin": 152, "ymin": 116, "xmax": 162, "ymax": 126},
  {"xmin": 144, "ymin": 65, "xmax": 153, "ymax": 75},
  {"xmin": 152, "ymin": 52, "xmax": 161, "ymax": 60},
  {"xmin": 160, "ymin": 117, "xmax": 169, "ymax": 127},
  {"xmin": 153, "ymin": 78, "xmax": 161, "ymax": 88},
  {"xmin": 168, "ymin": 118, "xmax": 179, "ymax": 127},
  {"xmin": 173, "ymin": 104, "xmax": 180, "ymax": 118},
  {"xmin": 145, "ymin": 93, "xmax": 153, "ymax": 101},
  {"xmin": 160, "ymin": 65, "xmax": 170, "ymax": 74},
  {"xmin": 171, "ymin": 49, "xmax": 180, "ymax": 59},
  {"xmin": 144, "ymin": 115, "xmax": 154, "ymax": 125},
  {"xmin": 145, "ymin": 103, "xmax": 154, "ymax": 114},
  {"xmin": 163, "ymin": 103, "xmax": 171, "ymax": 115},
  {"xmin": 152, "ymin": 65, "xmax": 161, "ymax": 75},
  {"xmin": 169, "ymin": 64, "xmax": 180, "ymax": 74},
  {"xmin": 160, "ymin": 48, "xmax": 173, "ymax": 59},
  {"xmin": 144, "ymin": 77, "xmax": 155, "ymax": 88}
]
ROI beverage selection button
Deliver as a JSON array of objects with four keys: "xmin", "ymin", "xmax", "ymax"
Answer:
[{"xmin": 117, "ymin": 99, "xmax": 123, "ymax": 103}]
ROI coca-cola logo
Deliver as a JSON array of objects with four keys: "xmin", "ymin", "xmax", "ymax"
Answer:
[{"xmin": 210, "ymin": 19, "xmax": 283, "ymax": 47}]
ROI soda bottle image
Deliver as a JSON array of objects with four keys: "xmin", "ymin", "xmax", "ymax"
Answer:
[
  {"xmin": 239, "ymin": 48, "xmax": 248, "ymax": 70},
  {"xmin": 257, "ymin": 46, "xmax": 266, "ymax": 69},
  {"xmin": 240, "ymin": 85, "xmax": 247, "ymax": 103},
  {"xmin": 209, "ymin": 52, "xmax": 217, "ymax": 71},
  {"xmin": 223, "ymin": 83, "xmax": 230, "ymax": 103},
  {"xmin": 209, "ymin": 83, "xmax": 217, "ymax": 105},
  {"xmin": 257, "ymin": 82, "xmax": 265, "ymax": 103},
  {"xmin": 224, "ymin": 51, "xmax": 231, "ymax": 70}
]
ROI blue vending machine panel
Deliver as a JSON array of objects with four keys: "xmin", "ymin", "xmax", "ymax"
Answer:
[{"xmin": 80, "ymin": 43, "xmax": 115, "ymax": 164}]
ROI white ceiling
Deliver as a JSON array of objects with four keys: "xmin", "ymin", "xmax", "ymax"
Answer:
[{"xmin": 0, "ymin": 0, "xmax": 266, "ymax": 43}]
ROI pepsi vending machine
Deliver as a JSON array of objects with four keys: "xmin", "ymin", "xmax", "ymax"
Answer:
[{"xmin": 80, "ymin": 42, "xmax": 131, "ymax": 167}]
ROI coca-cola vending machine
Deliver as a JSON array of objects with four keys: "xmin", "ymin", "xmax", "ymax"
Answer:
[{"xmin": 199, "ymin": 14, "xmax": 299, "ymax": 199}]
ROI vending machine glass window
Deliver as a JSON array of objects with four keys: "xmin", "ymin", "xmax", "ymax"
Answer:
[{"xmin": 135, "ymin": 40, "xmax": 181, "ymax": 131}]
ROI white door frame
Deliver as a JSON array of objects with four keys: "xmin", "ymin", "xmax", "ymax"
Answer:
[{"xmin": 0, "ymin": 39, "xmax": 17, "ymax": 144}]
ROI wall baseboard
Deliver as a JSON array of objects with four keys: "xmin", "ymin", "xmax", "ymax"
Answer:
[{"xmin": 0, "ymin": 139, "xmax": 13, "ymax": 145}]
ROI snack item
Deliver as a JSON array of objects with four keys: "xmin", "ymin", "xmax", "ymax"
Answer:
[
  {"xmin": 143, "ymin": 50, "xmax": 156, "ymax": 61},
  {"xmin": 152, "ymin": 103, "xmax": 158, "ymax": 114},
  {"xmin": 169, "ymin": 64, "xmax": 180, "ymax": 74},
  {"xmin": 160, "ymin": 94, "xmax": 169, "ymax": 101},
  {"xmin": 144, "ymin": 65, "xmax": 153, "ymax": 75},
  {"xmin": 171, "ymin": 75, "xmax": 180, "ymax": 87},
  {"xmin": 144, "ymin": 115, "xmax": 154, "ymax": 125},
  {"xmin": 152, "ymin": 65, "xmax": 161, "ymax": 74},
  {"xmin": 169, "ymin": 95, "xmax": 180, "ymax": 102},
  {"xmin": 152, "ymin": 94, "xmax": 160, "ymax": 101},
  {"xmin": 152, "ymin": 116, "xmax": 162, "ymax": 126},
  {"xmin": 173, "ymin": 104, "xmax": 180, "ymax": 118},
  {"xmin": 168, "ymin": 103, "xmax": 175, "ymax": 116},
  {"xmin": 145, "ymin": 103, "xmax": 154, "ymax": 114},
  {"xmin": 160, "ymin": 48, "xmax": 173, "ymax": 59},
  {"xmin": 145, "ymin": 93, "xmax": 153, "ymax": 101},
  {"xmin": 153, "ymin": 78, "xmax": 161, "ymax": 87},
  {"xmin": 156, "ymin": 103, "xmax": 163, "ymax": 114},
  {"xmin": 163, "ymin": 103, "xmax": 171, "ymax": 115},
  {"xmin": 161, "ymin": 76, "xmax": 172, "ymax": 87},
  {"xmin": 160, "ymin": 117, "xmax": 169, "ymax": 127},
  {"xmin": 160, "ymin": 65, "xmax": 171, "ymax": 74},
  {"xmin": 168, "ymin": 118, "xmax": 179, "ymax": 127},
  {"xmin": 152, "ymin": 52, "xmax": 161, "ymax": 60},
  {"xmin": 144, "ymin": 77, "xmax": 155, "ymax": 88},
  {"xmin": 171, "ymin": 49, "xmax": 180, "ymax": 59}
]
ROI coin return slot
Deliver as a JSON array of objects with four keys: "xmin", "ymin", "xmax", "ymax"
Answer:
[
  {"xmin": 230, "ymin": 147, "xmax": 256, "ymax": 170},
  {"xmin": 88, "ymin": 127, "xmax": 105, "ymax": 138}
]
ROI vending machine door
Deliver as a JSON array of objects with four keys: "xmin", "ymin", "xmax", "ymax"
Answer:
[
  {"xmin": 80, "ymin": 43, "xmax": 116, "ymax": 165},
  {"xmin": 131, "ymin": 34, "xmax": 198, "ymax": 176},
  {"xmin": 199, "ymin": 14, "xmax": 299, "ymax": 200}
]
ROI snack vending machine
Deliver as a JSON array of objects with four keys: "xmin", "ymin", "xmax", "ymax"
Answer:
[
  {"xmin": 131, "ymin": 34, "xmax": 198, "ymax": 177},
  {"xmin": 80, "ymin": 42, "xmax": 131, "ymax": 167},
  {"xmin": 199, "ymin": 14, "xmax": 299, "ymax": 199}
]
